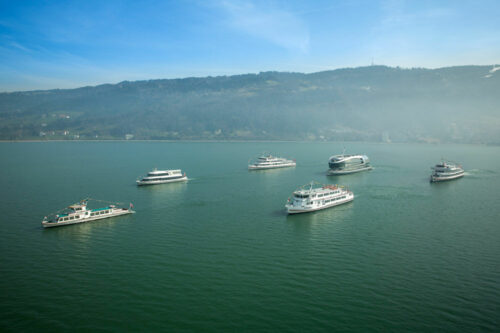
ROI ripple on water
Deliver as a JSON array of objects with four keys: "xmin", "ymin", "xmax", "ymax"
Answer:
[{"xmin": 2, "ymin": 142, "xmax": 500, "ymax": 331}]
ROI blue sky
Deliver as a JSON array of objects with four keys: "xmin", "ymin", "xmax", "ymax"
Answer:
[{"xmin": 1, "ymin": 0, "xmax": 499, "ymax": 91}]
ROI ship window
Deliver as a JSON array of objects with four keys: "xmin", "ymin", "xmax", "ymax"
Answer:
[
  {"xmin": 105, "ymin": 210, "xmax": 109, "ymax": 214},
  {"xmin": 91, "ymin": 213, "xmax": 95, "ymax": 216},
  {"xmin": 75, "ymin": 215, "xmax": 79, "ymax": 219},
  {"xmin": 69, "ymin": 216, "xmax": 74, "ymax": 220}
]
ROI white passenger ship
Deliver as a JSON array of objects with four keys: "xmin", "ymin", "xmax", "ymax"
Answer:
[
  {"xmin": 430, "ymin": 161, "xmax": 464, "ymax": 182},
  {"xmin": 137, "ymin": 169, "xmax": 187, "ymax": 185},
  {"xmin": 285, "ymin": 182, "xmax": 354, "ymax": 214},
  {"xmin": 248, "ymin": 154, "xmax": 296, "ymax": 170},
  {"xmin": 42, "ymin": 200, "xmax": 134, "ymax": 228},
  {"xmin": 328, "ymin": 151, "xmax": 372, "ymax": 175}
]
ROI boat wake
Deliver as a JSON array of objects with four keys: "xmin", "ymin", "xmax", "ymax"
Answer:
[{"xmin": 464, "ymin": 169, "xmax": 497, "ymax": 178}]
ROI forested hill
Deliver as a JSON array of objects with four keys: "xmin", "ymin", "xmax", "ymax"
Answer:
[{"xmin": 1, "ymin": 65, "xmax": 499, "ymax": 143}]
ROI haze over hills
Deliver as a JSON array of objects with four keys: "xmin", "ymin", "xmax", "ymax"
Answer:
[{"xmin": 1, "ymin": 65, "xmax": 499, "ymax": 143}]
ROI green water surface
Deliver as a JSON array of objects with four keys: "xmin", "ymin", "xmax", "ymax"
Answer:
[{"xmin": 0, "ymin": 142, "xmax": 499, "ymax": 331}]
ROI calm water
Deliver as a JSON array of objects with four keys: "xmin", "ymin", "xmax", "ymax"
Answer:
[{"xmin": 1, "ymin": 141, "xmax": 499, "ymax": 331}]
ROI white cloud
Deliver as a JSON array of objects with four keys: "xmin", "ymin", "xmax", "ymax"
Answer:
[
  {"xmin": 217, "ymin": 1, "xmax": 309, "ymax": 53},
  {"xmin": 9, "ymin": 42, "xmax": 32, "ymax": 53}
]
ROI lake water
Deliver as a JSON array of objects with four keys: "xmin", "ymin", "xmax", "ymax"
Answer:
[{"xmin": 1, "ymin": 141, "xmax": 499, "ymax": 331}]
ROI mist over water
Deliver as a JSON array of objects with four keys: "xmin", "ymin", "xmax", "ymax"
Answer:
[
  {"xmin": 2, "ymin": 66, "xmax": 500, "ymax": 144},
  {"xmin": 1, "ymin": 141, "xmax": 499, "ymax": 331}
]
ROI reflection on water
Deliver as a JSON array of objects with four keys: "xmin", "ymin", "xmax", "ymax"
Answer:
[
  {"xmin": 287, "ymin": 202, "xmax": 354, "ymax": 236},
  {"xmin": 137, "ymin": 181, "xmax": 189, "ymax": 216},
  {"xmin": 137, "ymin": 182, "xmax": 188, "ymax": 201},
  {"xmin": 137, "ymin": 181, "xmax": 188, "ymax": 194},
  {"xmin": 270, "ymin": 208, "xmax": 288, "ymax": 218},
  {"xmin": 326, "ymin": 169, "xmax": 373, "ymax": 179},
  {"xmin": 3, "ymin": 142, "xmax": 500, "ymax": 332},
  {"xmin": 42, "ymin": 213, "xmax": 132, "ymax": 243},
  {"xmin": 248, "ymin": 167, "xmax": 295, "ymax": 175}
]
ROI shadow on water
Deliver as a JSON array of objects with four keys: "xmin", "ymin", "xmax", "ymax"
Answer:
[
  {"xmin": 248, "ymin": 167, "xmax": 296, "ymax": 175},
  {"xmin": 136, "ymin": 181, "xmax": 188, "ymax": 193},
  {"xmin": 286, "ymin": 202, "xmax": 354, "ymax": 234},
  {"xmin": 429, "ymin": 178, "xmax": 464, "ymax": 188},
  {"xmin": 326, "ymin": 169, "xmax": 373, "ymax": 179},
  {"xmin": 270, "ymin": 208, "xmax": 288, "ymax": 217},
  {"xmin": 313, "ymin": 170, "xmax": 330, "ymax": 177},
  {"xmin": 41, "ymin": 213, "xmax": 134, "ymax": 242}
]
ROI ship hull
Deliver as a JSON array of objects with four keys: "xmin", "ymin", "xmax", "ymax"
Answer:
[
  {"xmin": 248, "ymin": 162, "xmax": 296, "ymax": 170},
  {"xmin": 42, "ymin": 209, "xmax": 134, "ymax": 228},
  {"xmin": 285, "ymin": 194, "xmax": 354, "ymax": 214},
  {"xmin": 328, "ymin": 165, "xmax": 372, "ymax": 175},
  {"xmin": 430, "ymin": 171, "xmax": 465, "ymax": 183},
  {"xmin": 136, "ymin": 176, "xmax": 188, "ymax": 185}
]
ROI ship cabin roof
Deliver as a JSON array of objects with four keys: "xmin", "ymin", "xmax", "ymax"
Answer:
[
  {"xmin": 293, "ymin": 191, "xmax": 310, "ymax": 198},
  {"xmin": 293, "ymin": 184, "xmax": 340, "ymax": 198},
  {"xmin": 68, "ymin": 203, "xmax": 86, "ymax": 211},
  {"xmin": 330, "ymin": 153, "xmax": 365, "ymax": 161},
  {"xmin": 330, "ymin": 154, "xmax": 353, "ymax": 161},
  {"xmin": 434, "ymin": 162, "xmax": 459, "ymax": 169},
  {"xmin": 148, "ymin": 169, "xmax": 181, "ymax": 175},
  {"xmin": 91, "ymin": 206, "xmax": 111, "ymax": 212}
]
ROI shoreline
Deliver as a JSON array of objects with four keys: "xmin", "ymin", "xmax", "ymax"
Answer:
[{"xmin": 0, "ymin": 139, "xmax": 497, "ymax": 146}]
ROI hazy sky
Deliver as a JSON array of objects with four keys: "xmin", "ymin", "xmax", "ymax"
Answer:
[{"xmin": 1, "ymin": 0, "xmax": 499, "ymax": 91}]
